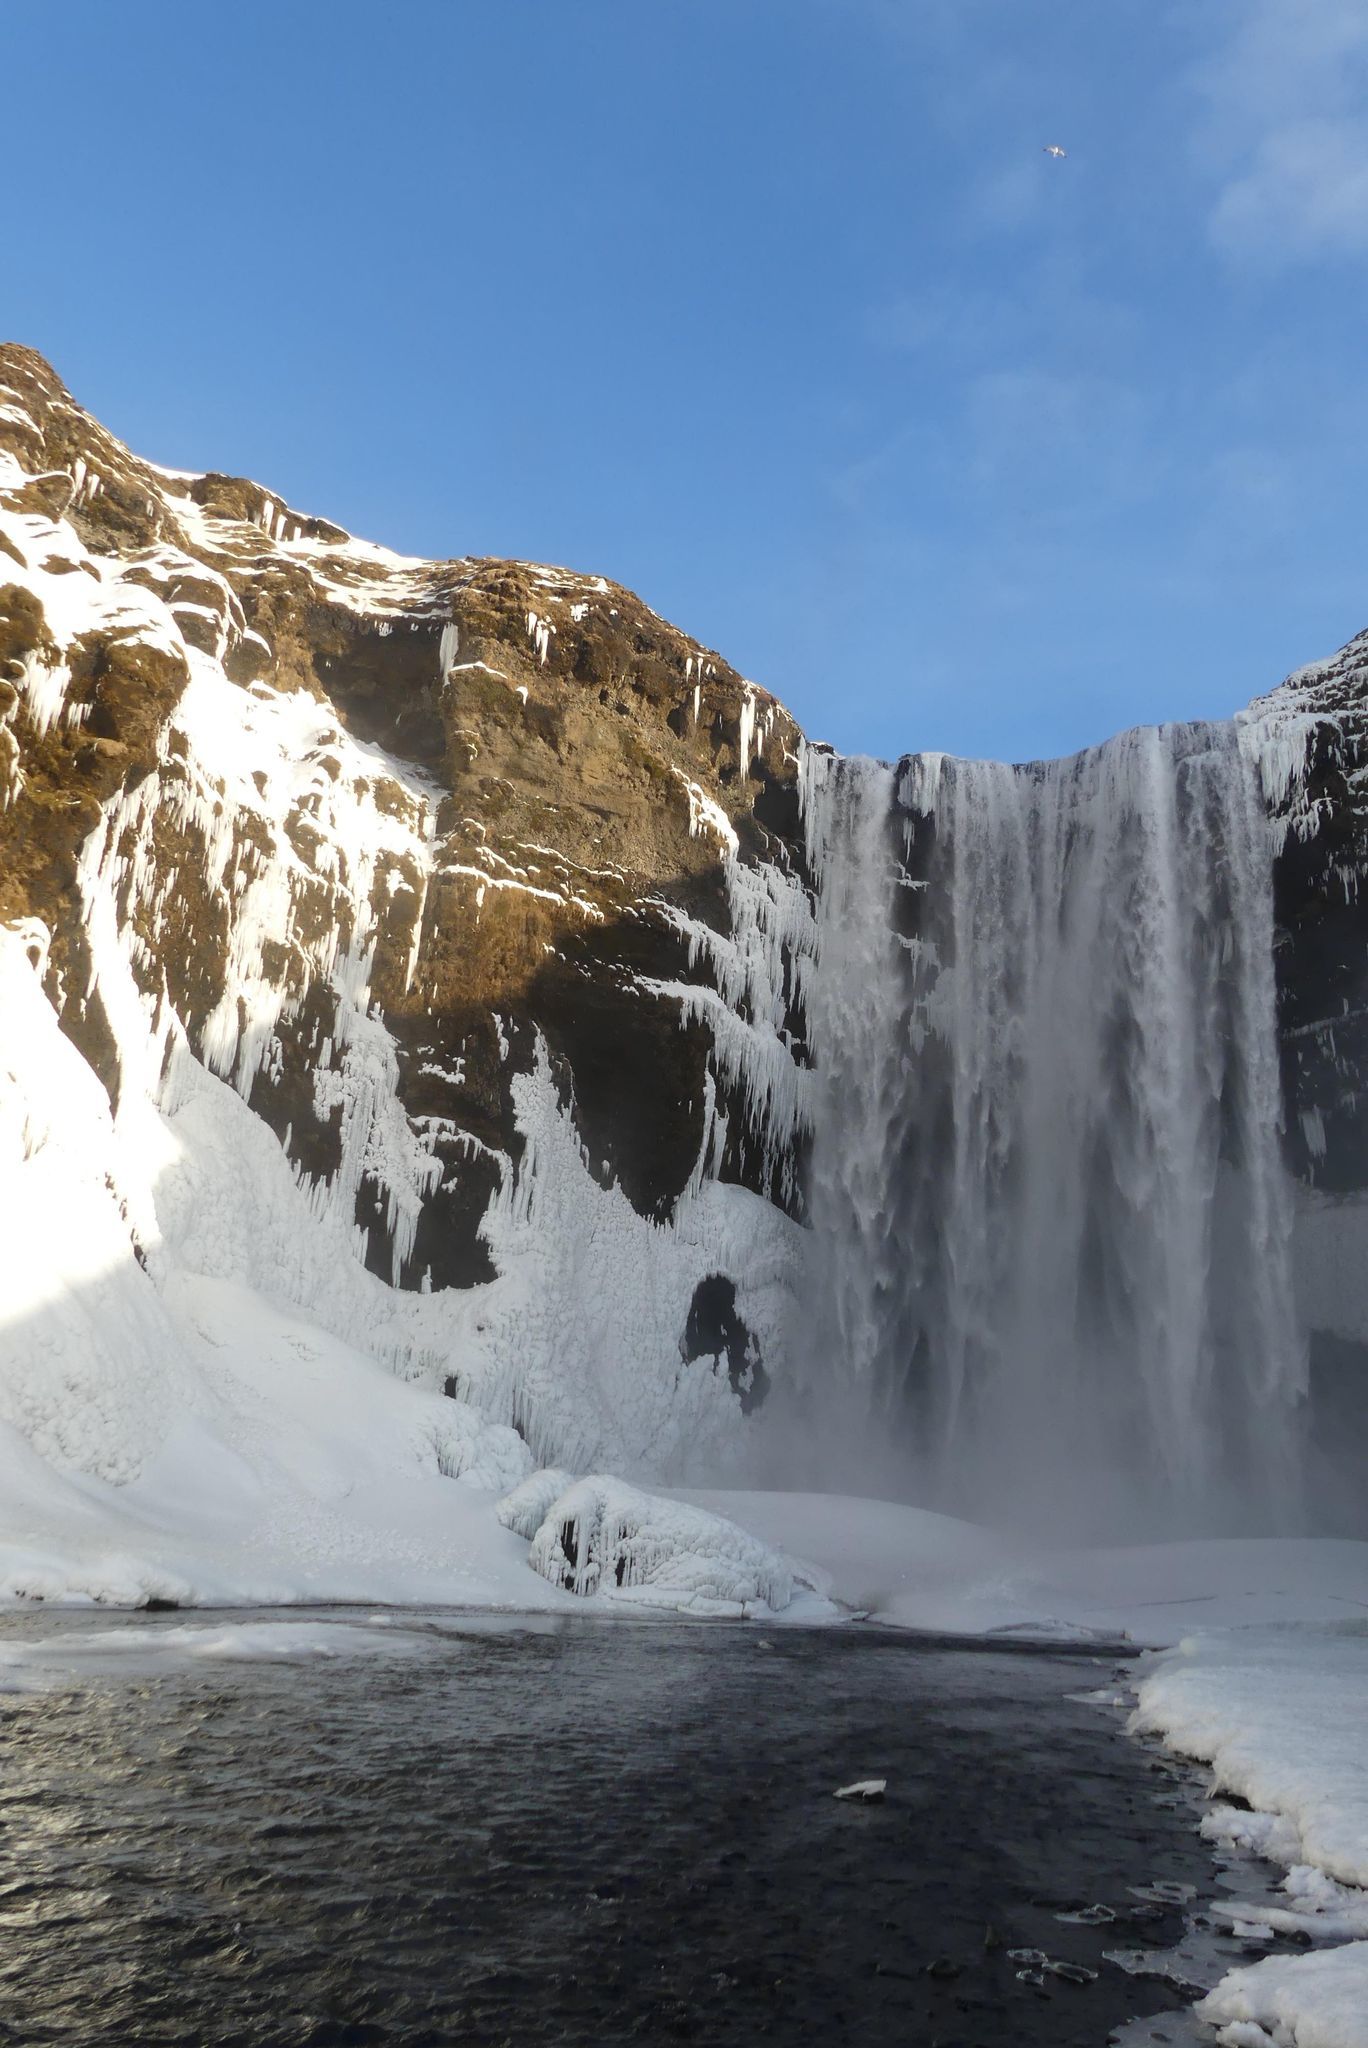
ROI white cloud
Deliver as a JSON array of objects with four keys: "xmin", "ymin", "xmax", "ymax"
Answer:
[
  {"xmin": 1195, "ymin": 0, "xmax": 1368, "ymax": 261},
  {"xmin": 1212, "ymin": 117, "xmax": 1368, "ymax": 256}
]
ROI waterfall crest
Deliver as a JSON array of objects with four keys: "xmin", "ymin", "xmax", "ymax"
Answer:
[{"xmin": 794, "ymin": 724, "xmax": 1307, "ymax": 1538}]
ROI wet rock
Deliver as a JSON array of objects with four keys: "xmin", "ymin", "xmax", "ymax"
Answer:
[{"xmin": 681, "ymin": 1274, "xmax": 770, "ymax": 1413}]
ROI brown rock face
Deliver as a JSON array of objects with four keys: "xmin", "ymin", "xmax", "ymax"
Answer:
[{"xmin": 0, "ymin": 343, "xmax": 811, "ymax": 1291}]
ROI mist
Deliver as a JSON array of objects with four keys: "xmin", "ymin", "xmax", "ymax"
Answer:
[{"xmin": 753, "ymin": 722, "xmax": 1322, "ymax": 1547}]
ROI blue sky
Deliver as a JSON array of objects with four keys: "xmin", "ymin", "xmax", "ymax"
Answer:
[{"xmin": 6, "ymin": 0, "xmax": 1368, "ymax": 762}]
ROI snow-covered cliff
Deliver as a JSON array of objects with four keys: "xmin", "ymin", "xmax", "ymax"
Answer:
[
  {"xmin": 0, "ymin": 345, "xmax": 821, "ymax": 1598},
  {"xmin": 1, "ymin": 342, "xmax": 1365, "ymax": 1596}
]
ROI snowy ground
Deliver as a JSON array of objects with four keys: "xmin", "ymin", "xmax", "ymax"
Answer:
[
  {"xmin": 1130, "ymin": 1627, "xmax": 1368, "ymax": 2048},
  {"xmin": 680, "ymin": 1489, "xmax": 1368, "ymax": 1645}
]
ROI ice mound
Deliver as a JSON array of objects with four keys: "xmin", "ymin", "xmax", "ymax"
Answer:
[
  {"xmin": 502, "ymin": 1472, "xmax": 794, "ymax": 1616},
  {"xmin": 420, "ymin": 1404, "xmax": 533, "ymax": 1493},
  {"xmin": 495, "ymin": 1467, "xmax": 578, "ymax": 1540}
]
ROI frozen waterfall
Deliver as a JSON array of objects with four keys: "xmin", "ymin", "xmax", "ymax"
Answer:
[{"xmin": 791, "ymin": 724, "xmax": 1307, "ymax": 1538}]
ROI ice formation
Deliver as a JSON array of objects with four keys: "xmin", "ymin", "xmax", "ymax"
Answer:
[
  {"xmin": 510, "ymin": 1471, "xmax": 796, "ymax": 1615},
  {"xmin": 495, "ymin": 1467, "xmax": 579, "ymax": 1541}
]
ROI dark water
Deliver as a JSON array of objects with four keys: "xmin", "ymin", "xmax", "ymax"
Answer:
[{"xmin": 0, "ymin": 1612, "xmax": 1220, "ymax": 2047}]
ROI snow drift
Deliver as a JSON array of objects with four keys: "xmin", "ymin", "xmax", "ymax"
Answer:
[{"xmin": 1133, "ymin": 1627, "xmax": 1368, "ymax": 2048}]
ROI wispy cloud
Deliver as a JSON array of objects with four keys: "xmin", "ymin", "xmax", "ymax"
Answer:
[
  {"xmin": 863, "ymin": 282, "xmax": 1002, "ymax": 355},
  {"xmin": 1194, "ymin": 0, "xmax": 1368, "ymax": 262},
  {"xmin": 863, "ymin": 263, "xmax": 1136, "ymax": 368},
  {"xmin": 962, "ymin": 366, "xmax": 1159, "ymax": 506}
]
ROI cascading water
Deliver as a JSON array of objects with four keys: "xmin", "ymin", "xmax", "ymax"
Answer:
[{"xmin": 792, "ymin": 723, "xmax": 1307, "ymax": 1539}]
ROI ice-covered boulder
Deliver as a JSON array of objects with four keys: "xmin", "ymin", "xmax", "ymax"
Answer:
[
  {"xmin": 511, "ymin": 1473, "xmax": 794, "ymax": 1615},
  {"xmin": 495, "ymin": 1467, "xmax": 578, "ymax": 1540},
  {"xmin": 420, "ymin": 1404, "xmax": 534, "ymax": 1494}
]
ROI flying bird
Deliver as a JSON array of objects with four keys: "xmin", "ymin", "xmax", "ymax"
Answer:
[{"xmin": 1042, "ymin": 143, "xmax": 1067, "ymax": 159}]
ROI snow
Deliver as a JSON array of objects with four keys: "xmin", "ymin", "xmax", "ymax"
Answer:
[
  {"xmin": 518, "ymin": 1473, "xmax": 798, "ymax": 1615},
  {"xmin": 1, "ymin": 446, "xmax": 812, "ymax": 1507},
  {"xmin": 525, "ymin": 608, "xmax": 553, "ymax": 665},
  {"xmin": 0, "ymin": 890, "xmax": 802, "ymax": 1605},
  {"xmin": 1132, "ymin": 1627, "xmax": 1368, "ymax": 2047},
  {"xmin": 0, "ymin": 917, "xmax": 557, "ymax": 1610},
  {"xmin": 0, "ymin": 471, "xmax": 184, "ymax": 742},
  {"xmin": 672, "ymin": 765, "xmax": 740, "ymax": 853},
  {"xmin": 677, "ymin": 1491, "xmax": 1368, "ymax": 1643},
  {"xmin": 495, "ymin": 1466, "xmax": 578, "ymax": 1539},
  {"xmin": 1197, "ymin": 1943, "xmax": 1368, "ymax": 2048},
  {"xmin": 470, "ymin": 1040, "xmax": 804, "ymax": 1477},
  {"xmin": 0, "ymin": 1618, "xmax": 430, "ymax": 1690},
  {"xmin": 645, "ymin": 849, "xmax": 817, "ymax": 1209},
  {"xmin": 1238, "ymin": 630, "xmax": 1368, "ymax": 857},
  {"xmin": 1132, "ymin": 1629, "xmax": 1368, "ymax": 1888},
  {"xmin": 1, "ymin": 437, "xmax": 818, "ymax": 1532}
]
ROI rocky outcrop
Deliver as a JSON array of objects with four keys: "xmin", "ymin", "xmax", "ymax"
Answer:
[
  {"xmin": 1239, "ymin": 635, "xmax": 1368, "ymax": 1195},
  {"xmin": 1239, "ymin": 639, "xmax": 1368, "ymax": 1522},
  {"xmin": 0, "ymin": 345, "xmax": 810, "ymax": 1304}
]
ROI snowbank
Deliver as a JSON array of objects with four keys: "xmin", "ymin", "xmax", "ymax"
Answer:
[
  {"xmin": 0, "ymin": 908, "xmax": 799, "ymax": 1613},
  {"xmin": 678, "ymin": 1490, "xmax": 1368, "ymax": 1643},
  {"xmin": 1197, "ymin": 1941, "xmax": 1368, "ymax": 2048},
  {"xmin": 1132, "ymin": 1629, "xmax": 1368, "ymax": 1890},
  {"xmin": 0, "ymin": 920, "xmax": 557, "ymax": 1608},
  {"xmin": 1133, "ymin": 1627, "xmax": 1368, "ymax": 2048},
  {"xmin": 514, "ymin": 1473, "xmax": 797, "ymax": 1616}
]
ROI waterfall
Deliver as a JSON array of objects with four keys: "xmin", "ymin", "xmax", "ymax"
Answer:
[{"xmin": 793, "ymin": 724, "xmax": 1307, "ymax": 1539}]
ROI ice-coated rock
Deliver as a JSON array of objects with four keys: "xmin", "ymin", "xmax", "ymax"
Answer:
[
  {"xmin": 516, "ymin": 1474, "xmax": 795, "ymax": 1615},
  {"xmin": 495, "ymin": 1467, "xmax": 578, "ymax": 1540},
  {"xmin": 833, "ymin": 1779, "xmax": 887, "ymax": 1801}
]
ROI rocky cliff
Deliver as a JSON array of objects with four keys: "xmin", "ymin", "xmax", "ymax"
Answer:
[
  {"xmin": 1239, "ymin": 637, "xmax": 1368, "ymax": 1194},
  {"xmin": 0, "ymin": 344, "xmax": 817, "ymax": 1507},
  {"xmin": 1239, "ymin": 639, "xmax": 1368, "ymax": 1502},
  {"xmin": 0, "ymin": 343, "xmax": 811, "ymax": 1223},
  {"xmin": 1, "ymin": 343, "xmax": 1365, "ymax": 1576}
]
